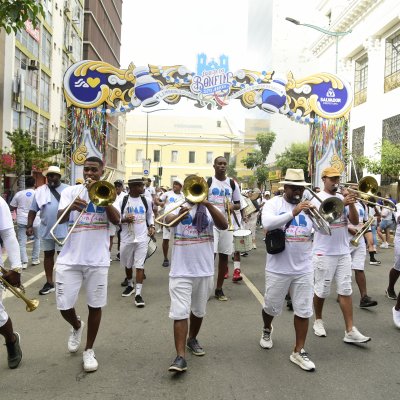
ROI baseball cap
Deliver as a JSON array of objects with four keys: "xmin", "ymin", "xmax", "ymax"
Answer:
[
  {"xmin": 114, "ymin": 179, "xmax": 123, "ymax": 186},
  {"xmin": 321, "ymin": 166, "xmax": 341, "ymax": 178}
]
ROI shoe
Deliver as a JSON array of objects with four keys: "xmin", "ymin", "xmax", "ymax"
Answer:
[
  {"xmin": 240, "ymin": 252, "xmax": 248, "ymax": 257},
  {"xmin": 313, "ymin": 319, "xmax": 326, "ymax": 337},
  {"xmin": 224, "ymin": 270, "xmax": 229, "ymax": 279},
  {"xmin": 110, "ymin": 258, "xmax": 113, "ymax": 263},
  {"xmin": 135, "ymin": 294, "xmax": 145, "ymax": 308},
  {"xmin": 360, "ymin": 295, "xmax": 378, "ymax": 308},
  {"xmin": 121, "ymin": 286, "xmax": 135, "ymax": 297},
  {"xmin": 343, "ymin": 327, "xmax": 371, "ymax": 343},
  {"xmin": 115, "ymin": 253, "xmax": 120, "ymax": 261},
  {"xmin": 68, "ymin": 319, "xmax": 85, "ymax": 353},
  {"xmin": 380, "ymin": 242, "xmax": 389, "ymax": 249},
  {"xmin": 168, "ymin": 355, "xmax": 187, "ymax": 372},
  {"xmin": 187, "ymin": 338, "xmax": 205, "ymax": 356},
  {"xmin": 39, "ymin": 282, "xmax": 55, "ymax": 295},
  {"xmin": 156, "ymin": 229, "xmax": 161, "ymax": 233},
  {"xmin": 121, "ymin": 277, "xmax": 128, "ymax": 287},
  {"xmin": 386, "ymin": 288, "xmax": 397, "ymax": 300},
  {"xmin": 162, "ymin": 259, "xmax": 170, "ymax": 267},
  {"xmin": 253, "ymin": 244, "xmax": 257, "ymax": 249},
  {"xmin": 260, "ymin": 326, "xmax": 273, "ymax": 349},
  {"xmin": 290, "ymin": 349, "xmax": 315, "ymax": 371},
  {"xmin": 21, "ymin": 262, "xmax": 28, "ymax": 269},
  {"xmin": 392, "ymin": 307, "xmax": 400, "ymax": 328},
  {"xmin": 83, "ymin": 349, "xmax": 98, "ymax": 372},
  {"xmin": 369, "ymin": 260, "xmax": 381, "ymax": 265},
  {"xmin": 232, "ymin": 268, "xmax": 242, "ymax": 282},
  {"xmin": 6, "ymin": 332, "xmax": 22, "ymax": 369},
  {"xmin": 215, "ymin": 288, "xmax": 228, "ymax": 301},
  {"xmin": 31, "ymin": 259, "xmax": 40, "ymax": 265}
]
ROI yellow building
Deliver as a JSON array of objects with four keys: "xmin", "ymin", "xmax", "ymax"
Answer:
[{"xmin": 125, "ymin": 112, "xmax": 255, "ymax": 188}]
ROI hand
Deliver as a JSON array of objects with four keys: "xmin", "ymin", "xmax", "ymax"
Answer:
[
  {"xmin": 148, "ymin": 226, "xmax": 156, "ymax": 237},
  {"xmin": 26, "ymin": 226, "xmax": 34, "ymax": 237},
  {"xmin": 179, "ymin": 206, "xmax": 190, "ymax": 216},
  {"xmin": 343, "ymin": 194, "xmax": 357, "ymax": 206},
  {"xmin": 3, "ymin": 270, "xmax": 21, "ymax": 287},
  {"xmin": 348, "ymin": 228, "xmax": 358, "ymax": 236},
  {"xmin": 125, "ymin": 213, "xmax": 134, "ymax": 223},
  {"xmin": 292, "ymin": 200, "xmax": 313, "ymax": 217},
  {"xmin": 70, "ymin": 197, "xmax": 88, "ymax": 212}
]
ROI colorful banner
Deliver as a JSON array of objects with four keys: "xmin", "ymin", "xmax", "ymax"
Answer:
[{"xmin": 63, "ymin": 61, "xmax": 353, "ymax": 123}]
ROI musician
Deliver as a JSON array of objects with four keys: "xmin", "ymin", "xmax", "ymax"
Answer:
[
  {"xmin": 119, "ymin": 176, "xmax": 155, "ymax": 306},
  {"xmin": 27, "ymin": 166, "xmax": 69, "ymax": 295},
  {"xmin": 165, "ymin": 176, "xmax": 227, "ymax": 372},
  {"xmin": 155, "ymin": 179, "xmax": 184, "ymax": 268},
  {"xmin": 243, "ymin": 188, "xmax": 261, "ymax": 250},
  {"xmin": 260, "ymin": 169, "xmax": 318, "ymax": 371},
  {"xmin": 109, "ymin": 179, "xmax": 125, "ymax": 262},
  {"xmin": 0, "ymin": 196, "xmax": 23, "ymax": 369},
  {"xmin": 312, "ymin": 167, "xmax": 371, "ymax": 343},
  {"xmin": 55, "ymin": 156, "xmax": 120, "ymax": 372},
  {"xmin": 342, "ymin": 185, "xmax": 378, "ymax": 308},
  {"xmin": 391, "ymin": 201, "xmax": 400, "ymax": 328},
  {"xmin": 208, "ymin": 156, "xmax": 241, "ymax": 301}
]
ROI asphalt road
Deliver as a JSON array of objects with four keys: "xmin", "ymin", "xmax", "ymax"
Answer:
[{"xmin": 1, "ymin": 229, "xmax": 399, "ymax": 400}]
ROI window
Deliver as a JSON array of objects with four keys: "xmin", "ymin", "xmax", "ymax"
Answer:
[
  {"xmin": 41, "ymin": 28, "xmax": 52, "ymax": 69},
  {"xmin": 206, "ymin": 151, "xmax": 213, "ymax": 164},
  {"xmin": 354, "ymin": 56, "xmax": 368, "ymax": 106},
  {"xmin": 39, "ymin": 116, "xmax": 49, "ymax": 149},
  {"xmin": 136, "ymin": 149, "xmax": 143, "ymax": 162},
  {"xmin": 224, "ymin": 152, "xmax": 230, "ymax": 163},
  {"xmin": 154, "ymin": 149, "xmax": 160, "ymax": 162},
  {"xmin": 40, "ymin": 73, "xmax": 50, "ymax": 112},
  {"xmin": 25, "ymin": 109, "xmax": 38, "ymax": 143},
  {"xmin": 189, "ymin": 151, "xmax": 195, "ymax": 163},
  {"xmin": 384, "ymin": 31, "xmax": 400, "ymax": 92},
  {"xmin": 171, "ymin": 150, "xmax": 178, "ymax": 162},
  {"xmin": 15, "ymin": 29, "xmax": 39, "ymax": 58}
]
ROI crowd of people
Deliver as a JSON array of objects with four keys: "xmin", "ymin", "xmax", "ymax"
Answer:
[{"xmin": 0, "ymin": 158, "xmax": 399, "ymax": 374}]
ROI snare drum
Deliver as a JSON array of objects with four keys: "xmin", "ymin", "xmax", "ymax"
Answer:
[
  {"xmin": 233, "ymin": 229, "xmax": 252, "ymax": 252},
  {"xmin": 146, "ymin": 237, "xmax": 157, "ymax": 259}
]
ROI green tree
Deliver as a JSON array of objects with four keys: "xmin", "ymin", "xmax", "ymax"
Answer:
[
  {"xmin": 0, "ymin": 0, "xmax": 44, "ymax": 34},
  {"xmin": 275, "ymin": 142, "xmax": 309, "ymax": 180},
  {"xmin": 0, "ymin": 129, "xmax": 60, "ymax": 189},
  {"xmin": 227, "ymin": 162, "xmax": 238, "ymax": 180},
  {"xmin": 241, "ymin": 132, "xmax": 276, "ymax": 186}
]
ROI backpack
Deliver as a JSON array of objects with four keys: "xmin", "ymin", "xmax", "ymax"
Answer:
[
  {"xmin": 120, "ymin": 194, "xmax": 149, "ymax": 227},
  {"xmin": 207, "ymin": 177, "xmax": 236, "ymax": 193}
]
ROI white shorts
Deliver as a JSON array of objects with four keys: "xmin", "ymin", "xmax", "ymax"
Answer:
[
  {"xmin": 162, "ymin": 226, "xmax": 171, "ymax": 240},
  {"xmin": 263, "ymin": 271, "xmax": 314, "ymax": 318},
  {"xmin": 350, "ymin": 243, "xmax": 366, "ymax": 271},
  {"xmin": 213, "ymin": 227, "xmax": 233, "ymax": 255},
  {"xmin": 55, "ymin": 264, "xmax": 109, "ymax": 309},
  {"xmin": 109, "ymin": 223, "xmax": 120, "ymax": 236},
  {"xmin": 120, "ymin": 241, "xmax": 147, "ymax": 269},
  {"xmin": 0, "ymin": 291, "xmax": 8, "ymax": 328},
  {"xmin": 169, "ymin": 276, "xmax": 214, "ymax": 320},
  {"xmin": 394, "ymin": 237, "xmax": 400, "ymax": 271},
  {"xmin": 313, "ymin": 254, "xmax": 352, "ymax": 298}
]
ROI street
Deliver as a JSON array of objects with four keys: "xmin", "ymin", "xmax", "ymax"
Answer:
[{"xmin": 1, "ymin": 229, "xmax": 399, "ymax": 400}]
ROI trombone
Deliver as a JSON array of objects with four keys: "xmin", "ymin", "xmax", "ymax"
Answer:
[
  {"xmin": 303, "ymin": 188, "xmax": 345, "ymax": 235},
  {"xmin": 225, "ymin": 196, "xmax": 234, "ymax": 231},
  {"xmin": 340, "ymin": 176, "xmax": 396, "ymax": 211},
  {"xmin": 350, "ymin": 216, "xmax": 374, "ymax": 247},
  {"xmin": 155, "ymin": 175, "xmax": 208, "ymax": 227},
  {"xmin": 0, "ymin": 268, "xmax": 39, "ymax": 312},
  {"xmin": 50, "ymin": 178, "xmax": 117, "ymax": 245}
]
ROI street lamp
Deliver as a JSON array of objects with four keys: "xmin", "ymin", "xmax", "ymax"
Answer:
[{"xmin": 285, "ymin": 17, "xmax": 352, "ymax": 73}]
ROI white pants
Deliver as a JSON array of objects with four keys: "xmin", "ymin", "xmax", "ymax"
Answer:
[
  {"xmin": 0, "ymin": 290, "xmax": 8, "ymax": 328},
  {"xmin": 350, "ymin": 243, "xmax": 366, "ymax": 271},
  {"xmin": 394, "ymin": 236, "xmax": 400, "ymax": 271},
  {"xmin": 120, "ymin": 241, "xmax": 147, "ymax": 269},
  {"xmin": 213, "ymin": 227, "xmax": 233, "ymax": 255}
]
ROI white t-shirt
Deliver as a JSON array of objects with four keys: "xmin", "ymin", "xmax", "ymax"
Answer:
[
  {"xmin": 262, "ymin": 196, "xmax": 313, "ymax": 275},
  {"xmin": 56, "ymin": 185, "xmax": 121, "ymax": 267},
  {"xmin": 160, "ymin": 190, "xmax": 184, "ymax": 209},
  {"xmin": 208, "ymin": 177, "xmax": 241, "ymax": 217},
  {"xmin": 169, "ymin": 205, "xmax": 215, "ymax": 278},
  {"xmin": 395, "ymin": 203, "xmax": 400, "ymax": 237},
  {"xmin": 144, "ymin": 186, "xmax": 156, "ymax": 202},
  {"xmin": 312, "ymin": 191, "xmax": 350, "ymax": 256},
  {"xmin": 0, "ymin": 197, "xmax": 14, "ymax": 266},
  {"xmin": 10, "ymin": 189, "xmax": 40, "ymax": 226},
  {"xmin": 119, "ymin": 195, "xmax": 154, "ymax": 243}
]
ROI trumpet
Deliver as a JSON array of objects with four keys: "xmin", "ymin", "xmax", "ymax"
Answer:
[
  {"xmin": 50, "ymin": 178, "xmax": 117, "ymax": 245},
  {"xmin": 350, "ymin": 216, "xmax": 374, "ymax": 247},
  {"xmin": 225, "ymin": 197, "xmax": 234, "ymax": 231},
  {"xmin": 154, "ymin": 175, "xmax": 208, "ymax": 227},
  {"xmin": 303, "ymin": 188, "xmax": 345, "ymax": 235},
  {"xmin": 340, "ymin": 176, "xmax": 396, "ymax": 211},
  {"xmin": 0, "ymin": 268, "xmax": 39, "ymax": 312}
]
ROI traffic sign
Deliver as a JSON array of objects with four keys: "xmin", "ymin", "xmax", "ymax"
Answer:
[{"xmin": 143, "ymin": 169, "xmax": 149, "ymax": 176}]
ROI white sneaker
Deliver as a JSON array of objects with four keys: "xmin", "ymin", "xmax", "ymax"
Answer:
[
  {"xmin": 380, "ymin": 242, "xmax": 389, "ymax": 249},
  {"xmin": 31, "ymin": 259, "xmax": 40, "ymax": 265},
  {"xmin": 68, "ymin": 319, "xmax": 85, "ymax": 353},
  {"xmin": 290, "ymin": 349, "xmax": 315, "ymax": 371},
  {"xmin": 343, "ymin": 326, "xmax": 371, "ymax": 343},
  {"xmin": 392, "ymin": 307, "xmax": 400, "ymax": 328},
  {"xmin": 313, "ymin": 319, "xmax": 326, "ymax": 337},
  {"xmin": 83, "ymin": 349, "xmax": 98, "ymax": 372},
  {"xmin": 260, "ymin": 326, "xmax": 273, "ymax": 349},
  {"xmin": 21, "ymin": 263, "xmax": 28, "ymax": 269}
]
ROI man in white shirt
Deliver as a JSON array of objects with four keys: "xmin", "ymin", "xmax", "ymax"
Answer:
[
  {"xmin": 0, "ymin": 196, "xmax": 23, "ymax": 369},
  {"xmin": 260, "ymin": 169, "xmax": 318, "ymax": 371},
  {"xmin": 10, "ymin": 176, "xmax": 40, "ymax": 268},
  {"xmin": 165, "ymin": 176, "xmax": 227, "ymax": 373},
  {"xmin": 119, "ymin": 176, "xmax": 155, "ymax": 307},
  {"xmin": 109, "ymin": 179, "xmax": 125, "ymax": 261},
  {"xmin": 312, "ymin": 167, "xmax": 370, "ymax": 343},
  {"xmin": 208, "ymin": 156, "xmax": 241, "ymax": 301},
  {"xmin": 155, "ymin": 179, "xmax": 184, "ymax": 268},
  {"xmin": 55, "ymin": 156, "xmax": 120, "ymax": 372}
]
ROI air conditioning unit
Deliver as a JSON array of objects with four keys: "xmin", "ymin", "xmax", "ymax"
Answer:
[
  {"xmin": 28, "ymin": 59, "xmax": 39, "ymax": 70},
  {"xmin": 67, "ymin": 45, "xmax": 73, "ymax": 53}
]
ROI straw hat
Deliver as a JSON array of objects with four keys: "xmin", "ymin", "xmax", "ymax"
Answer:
[
  {"xmin": 43, "ymin": 166, "xmax": 62, "ymax": 177},
  {"xmin": 128, "ymin": 176, "xmax": 145, "ymax": 185},
  {"xmin": 279, "ymin": 169, "xmax": 310, "ymax": 186}
]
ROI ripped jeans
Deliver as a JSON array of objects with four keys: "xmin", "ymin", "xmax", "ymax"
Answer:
[{"xmin": 313, "ymin": 254, "xmax": 352, "ymax": 298}]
